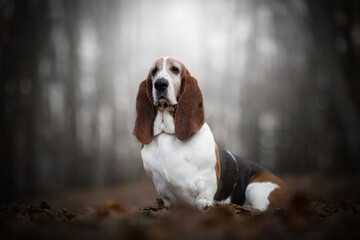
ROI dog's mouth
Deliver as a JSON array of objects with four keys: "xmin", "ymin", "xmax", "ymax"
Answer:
[{"xmin": 155, "ymin": 97, "xmax": 176, "ymax": 110}]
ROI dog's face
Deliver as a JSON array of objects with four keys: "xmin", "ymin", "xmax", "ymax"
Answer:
[
  {"xmin": 133, "ymin": 56, "xmax": 205, "ymax": 144},
  {"xmin": 149, "ymin": 57, "xmax": 184, "ymax": 110}
]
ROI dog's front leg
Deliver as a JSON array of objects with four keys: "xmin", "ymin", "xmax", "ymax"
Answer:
[{"xmin": 194, "ymin": 177, "xmax": 216, "ymax": 209}]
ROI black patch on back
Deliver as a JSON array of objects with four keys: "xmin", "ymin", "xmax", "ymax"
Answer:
[
  {"xmin": 231, "ymin": 155, "xmax": 264, "ymax": 205},
  {"xmin": 214, "ymin": 148, "xmax": 264, "ymax": 205},
  {"xmin": 214, "ymin": 148, "xmax": 237, "ymax": 201}
]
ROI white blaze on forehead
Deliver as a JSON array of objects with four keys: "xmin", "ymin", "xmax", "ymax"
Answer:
[{"xmin": 163, "ymin": 56, "xmax": 168, "ymax": 70}]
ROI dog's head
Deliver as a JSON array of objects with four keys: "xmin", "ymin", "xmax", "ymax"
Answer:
[{"xmin": 133, "ymin": 57, "xmax": 205, "ymax": 144}]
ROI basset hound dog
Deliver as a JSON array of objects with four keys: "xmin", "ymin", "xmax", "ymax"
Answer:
[{"xmin": 133, "ymin": 56, "xmax": 289, "ymax": 211}]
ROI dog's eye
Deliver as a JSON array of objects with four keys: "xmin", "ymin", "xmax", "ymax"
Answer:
[
  {"xmin": 171, "ymin": 66, "xmax": 179, "ymax": 74},
  {"xmin": 151, "ymin": 67, "xmax": 158, "ymax": 76}
]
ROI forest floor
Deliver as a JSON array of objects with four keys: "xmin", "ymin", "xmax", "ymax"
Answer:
[{"xmin": 1, "ymin": 174, "xmax": 360, "ymax": 240}]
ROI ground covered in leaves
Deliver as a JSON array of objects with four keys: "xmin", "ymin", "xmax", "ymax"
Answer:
[{"xmin": 1, "ymin": 174, "xmax": 360, "ymax": 240}]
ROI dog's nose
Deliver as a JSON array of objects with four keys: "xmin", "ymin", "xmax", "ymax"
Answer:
[{"xmin": 155, "ymin": 78, "xmax": 169, "ymax": 92}]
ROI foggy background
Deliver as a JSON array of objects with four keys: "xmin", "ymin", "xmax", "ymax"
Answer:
[{"xmin": 1, "ymin": 0, "xmax": 360, "ymax": 204}]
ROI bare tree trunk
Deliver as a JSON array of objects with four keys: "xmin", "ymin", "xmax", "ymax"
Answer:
[
  {"xmin": 0, "ymin": 0, "xmax": 50, "ymax": 202},
  {"xmin": 306, "ymin": 0, "xmax": 360, "ymax": 170},
  {"xmin": 64, "ymin": 1, "xmax": 80, "ymax": 185},
  {"xmin": 239, "ymin": 2, "xmax": 260, "ymax": 163}
]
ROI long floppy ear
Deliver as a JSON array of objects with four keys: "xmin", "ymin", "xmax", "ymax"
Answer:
[
  {"xmin": 133, "ymin": 77, "xmax": 156, "ymax": 144},
  {"xmin": 175, "ymin": 69, "xmax": 205, "ymax": 140}
]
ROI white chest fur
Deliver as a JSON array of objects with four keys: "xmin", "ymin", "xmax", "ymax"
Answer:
[
  {"xmin": 153, "ymin": 110, "xmax": 175, "ymax": 136},
  {"xmin": 141, "ymin": 113, "xmax": 218, "ymax": 209}
]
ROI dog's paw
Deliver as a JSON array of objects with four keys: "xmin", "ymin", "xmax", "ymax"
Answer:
[{"xmin": 195, "ymin": 199, "xmax": 214, "ymax": 210}]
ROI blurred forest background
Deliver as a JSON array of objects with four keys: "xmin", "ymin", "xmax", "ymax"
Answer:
[{"xmin": 1, "ymin": 0, "xmax": 360, "ymax": 204}]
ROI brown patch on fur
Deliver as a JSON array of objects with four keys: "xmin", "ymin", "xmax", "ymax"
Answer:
[
  {"xmin": 166, "ymin": 57, "xmax": 184, "ymax": 71},
  {"xmin": 215, "ymin": 144, "xmax": 221, "ymax": 184},
  {"xmin": 174, "ymin": 68, "xmax": 205, "ymax": 140},
  {"xmin": 166, "ymin": 57, "xmax": 184, "ymax": 67},
  {"xmin": 169, "ymin": 110, "xmax": 175, "ymax": 118},
  {"xmin": 132, "ymin": 77, "xmax": 156, "ymax": 144},
  {"xmin": 153, "ymin": 58, "xmax": 165, "ymax": 71},
  {"xmin": 250, "ymin": 171, "xmax": 290, "ymax": 210}
]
